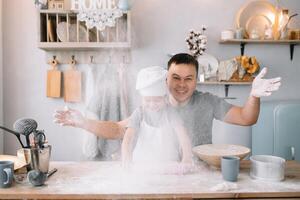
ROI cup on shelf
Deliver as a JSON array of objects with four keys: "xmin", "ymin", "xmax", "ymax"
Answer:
[
  {"xmin": 288, "ymin": 29, "xmax": 300, "ymax": 40},
  {"xmin": 235, "ymin": 28, "xmax": 245, "ymax": 39},
  {"xmin": 221, "ymin": 30, "xmax": 235, "ymax": 40}
]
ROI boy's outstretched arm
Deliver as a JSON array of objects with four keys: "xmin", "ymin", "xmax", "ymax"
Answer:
[{"xmin": 54, "ymin": 107, "xmax": 128, "ymax": 139}]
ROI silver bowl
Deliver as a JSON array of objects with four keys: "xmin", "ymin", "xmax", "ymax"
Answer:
[{"xmin": 250, "ymin": 155, "xmax": 285, "ymax": 181}]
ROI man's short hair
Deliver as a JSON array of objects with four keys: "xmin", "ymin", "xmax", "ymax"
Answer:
[{"xmin": 167, "ymin": 53, "xmax": 199, "ymax": 75}]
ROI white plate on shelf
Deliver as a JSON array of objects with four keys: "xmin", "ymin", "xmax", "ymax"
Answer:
[
  {"xmin": 235, "ymin": 0, "xmax": 275, "ymax": 29},
  {"xmin": 246, "ymin": 14, "xmax": 272, "ymax": 39},
  {"xmin": 57, "ymin": 22, "xmax": 97, "ymax": 42},
  {"xmin": 197, "ymin": 53, "xmax": 219, "ymax": 80}
]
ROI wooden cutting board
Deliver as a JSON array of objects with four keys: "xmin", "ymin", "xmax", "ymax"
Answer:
[
  {"xmin": 0, "ymin": 155, "xmax": 27, "ymax": 170},
  {"xmin": 46, "ymin": 59, "xmax": 61, "ymax": 98},
  {"xmin": 64, "ymin": 59, "xmax": 81, "ymax": 102}
]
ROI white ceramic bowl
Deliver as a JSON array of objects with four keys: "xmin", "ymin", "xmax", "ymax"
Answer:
[
  {"xmin": 250, "ymin": 155, "xmax": 285, "ymax": 181},
  {"xmin": 192, "ymin": 144, "xmax": 250, "ymax": 168},
  {"xmin": 221, "ymin": 30, "xmax": 235, "ymax": 40}
]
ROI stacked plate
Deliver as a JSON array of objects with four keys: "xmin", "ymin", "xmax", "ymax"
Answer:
[
  {"xmin": 57, "ymin": 22, "xmax": 97, "ymax": 42},
  {"xmin": 235, "ymin": 0, "xmax": 276, "ymax": 39}
]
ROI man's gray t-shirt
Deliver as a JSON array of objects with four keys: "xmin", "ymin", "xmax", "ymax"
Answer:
[{"xmin": 174, "ymin": 91, "xmax": 233, "ymax": 147}]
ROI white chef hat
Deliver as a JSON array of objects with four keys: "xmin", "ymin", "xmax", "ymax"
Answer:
[{"xmin": 136, "ymin": 66, "xmax": 168, "ymax": 96}]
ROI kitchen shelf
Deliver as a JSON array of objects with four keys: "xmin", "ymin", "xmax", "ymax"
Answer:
[
  {"xmin": 38, "ymin": 42, "xmax": 131, "ymax": 50},
  {"xmin": 37, "ymin": 10, "xmax": 131, "ymax": 50},
  {"xmin": 220, "ymin": 39, "xmax": 300, "ymax": 60},
  {"xmin": 198, "ymin": 81, "xmax": 252, "ymax": 99}
]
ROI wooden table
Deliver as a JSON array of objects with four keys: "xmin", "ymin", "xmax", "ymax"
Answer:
[{"xmin": 0, "ymin": 161, "xmax": 300, "ymax": 199}]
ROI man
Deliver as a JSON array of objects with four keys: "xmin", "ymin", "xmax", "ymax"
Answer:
[{"xmin": 54, "ymin": 53, "xmax": 281, "ymax": 146}]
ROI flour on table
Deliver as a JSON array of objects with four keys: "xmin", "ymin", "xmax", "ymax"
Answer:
[{"xmin": 210, "ymin": 182, "xmax": 238, "ymax": 191}]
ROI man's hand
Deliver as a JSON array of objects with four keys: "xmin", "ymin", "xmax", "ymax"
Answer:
[
  {"xmin": 53, "ymin": 106, "xmax": 85, "ymax": 128},
  {"xmin": 250, "ymin": 67, "xmax": 281, "ymax": 98}
]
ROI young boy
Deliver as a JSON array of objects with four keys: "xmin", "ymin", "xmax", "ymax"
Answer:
[{"xmin": 122, "ymin": 66, "xmax": 192, "ymax": 166}]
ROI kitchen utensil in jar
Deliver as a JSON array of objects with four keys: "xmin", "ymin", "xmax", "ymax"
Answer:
[
  {"xmin": 0, "ymin": 126, "xmax": 25, "ymax": 148},
  {"xmin": 33, "ymin": 130, "xmax": 46, "ymax": 148},
  {"xmin": 13, "ymin": 118, "xmax": 38, "ymax": 148}
]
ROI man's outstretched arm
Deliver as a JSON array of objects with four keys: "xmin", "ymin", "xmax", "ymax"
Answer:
[{"xmin": 224, "ymin": 68, "xmax": 281, "ymax": 126}]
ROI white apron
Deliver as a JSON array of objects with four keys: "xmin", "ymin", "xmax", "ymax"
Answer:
[{"xmin": 132, "ymin": 110, "xmax": 180, "ymax": 162}]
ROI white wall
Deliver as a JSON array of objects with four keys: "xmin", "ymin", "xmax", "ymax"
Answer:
[
  {"xmin": 2, "ymin": 0, "xmax": 300, "ymax": 160},
  {"xmin": 0, "ymin": 0, "xmax": 3, "ymax": 154}
]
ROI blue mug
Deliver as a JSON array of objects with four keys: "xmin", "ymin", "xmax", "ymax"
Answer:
[
  {"xmin": 0, "ymin": 161, "xmax": 14, "ymax": 188},
  {"xmin": 221, "ymin": 156, "xmax": 240, "ymax": 182}
]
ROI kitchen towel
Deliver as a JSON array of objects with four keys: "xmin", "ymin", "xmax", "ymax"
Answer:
[{"xmin": 82, "ymin": 61, "xmax": 129, "ymax": 160}]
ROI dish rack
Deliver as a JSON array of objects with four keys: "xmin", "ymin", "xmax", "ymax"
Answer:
[{"xmin": 38, "ymin": 10, "xmax": 131, "ymax": 50}]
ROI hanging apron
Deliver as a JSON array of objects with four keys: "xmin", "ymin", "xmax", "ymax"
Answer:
[{"xmin": 132, "ymin": 110, "xmax": 180, "ymax": 163}]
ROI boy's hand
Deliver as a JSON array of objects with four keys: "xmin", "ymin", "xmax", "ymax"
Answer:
[{"xmin": 53, "ymin": 106, "xmax": 85, "ymax": 128}]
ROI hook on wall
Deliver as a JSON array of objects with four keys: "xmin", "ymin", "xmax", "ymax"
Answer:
[
  {"xmin": 49, "ymin": 55, "xmax": 58, "ymax": 67},
  {"xmin": 46, "ymin": 50, "xmax": 131, "ymax": 64},
  {"xmin": 70, "ymin": 55, "xmax": 76, "ymax": 66},
  {"xmin": 122, "ymin": 55, "xmax": 126, "ymax": 63},
  {"xmin": 109, "ymin": 55, "xmax": 112, "ymax": 64}
]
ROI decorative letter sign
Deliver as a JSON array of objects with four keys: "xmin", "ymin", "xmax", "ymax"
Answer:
[{"xmin": 71, "ymin": 0, "xmax": 123, "ymax": 31}]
